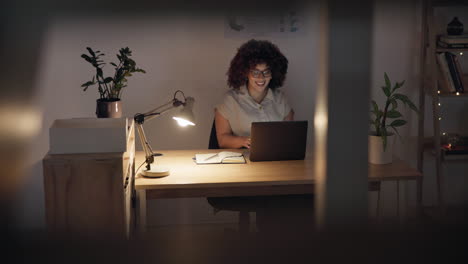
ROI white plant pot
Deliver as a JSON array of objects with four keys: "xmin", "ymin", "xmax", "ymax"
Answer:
[{"xmin": 368, "ymin": 133, "xmax": 395, "ymax": 164}]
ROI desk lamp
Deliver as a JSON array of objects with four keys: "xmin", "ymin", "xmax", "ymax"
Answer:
[{"xmin": 134, "ymin": 90, "xmax": 195, "ymax": 177}]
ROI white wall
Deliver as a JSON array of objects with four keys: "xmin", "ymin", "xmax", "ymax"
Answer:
[
  {"xmin": 16, "ymin": 0, "xmax": 467, "ymax": 229},
  {"xmin": 16, "ymin": 7, "xmax": 320, "ymax": 228}
]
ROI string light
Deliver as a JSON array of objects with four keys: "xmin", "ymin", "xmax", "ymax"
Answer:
[
  {"xmin": 456, "ymin": 92, "xmax": 460, "ymax": 96},
  {"xmin": 438, "ymin": 102, "xmax": 441, "ymax": 106},
  {"xmin": 439, "ymin": 117, "xmax": 442, "ymax": 120},
  {"xmin": 438, "ymin": 90, "xmax": 441, "ymax": 94},
  {"xmin": 460, "ymin": 52, "xmax": 463, "ymax": 56},
  {"xmin": 442, "ymin": 132, "xmax": 446, "ymax": 136}
]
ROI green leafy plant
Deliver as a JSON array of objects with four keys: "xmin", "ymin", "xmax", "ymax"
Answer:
[
  {"xmin": 370, "ymin": 72, "xmax": 419, "ymax": 150},
  {"xmin": 81, "ymin": 47, "xmax": 146, "ymax": 101}
]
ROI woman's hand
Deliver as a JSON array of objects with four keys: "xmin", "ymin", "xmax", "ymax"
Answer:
[{"xmin": 237, "ymin": 136, "xmax": 251, "ymax": 149}]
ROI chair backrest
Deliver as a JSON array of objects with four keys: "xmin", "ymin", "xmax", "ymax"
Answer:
[{"xmin": 208, "ymin": 120, "xmax": 220, "ymax": 149}]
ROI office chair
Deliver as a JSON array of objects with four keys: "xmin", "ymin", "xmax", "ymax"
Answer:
[
  {"xmin": 207, "ymin": 120, "xmax": 260, "ymax": 234},
  {"xmin": 207, "ymin": 120, "xmax": 315, "ymax": 234}
]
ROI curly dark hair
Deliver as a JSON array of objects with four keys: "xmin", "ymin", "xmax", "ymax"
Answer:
[{"xmin": 227, "ymin": 39, "xmax": 288, "ymax": 90}]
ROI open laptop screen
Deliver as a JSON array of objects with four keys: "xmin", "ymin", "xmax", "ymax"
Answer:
[{"xmin": 249, "ymin": 121, "xmax": 308, "ymax": 162}]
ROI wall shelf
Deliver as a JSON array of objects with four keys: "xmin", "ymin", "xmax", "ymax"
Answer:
[
  {"xmin": 436, "ymin": 48, "xmax": 468, "ymax": 52},
  {"xmin": 437, "ymin": 92, "xmax": 468, "ymax": 97},
  {"xmin": 419, "ymin": 0, "xmax": 468, "ymax": 207}
]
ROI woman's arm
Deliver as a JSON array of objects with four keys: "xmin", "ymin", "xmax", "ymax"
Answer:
[
  {"xmin": 215, "ymin": 109, "xmax": 251, "ymax": 149},
  {"xmin": 284, "ymin": 109, "xmax": 295, "ymax": 121}
]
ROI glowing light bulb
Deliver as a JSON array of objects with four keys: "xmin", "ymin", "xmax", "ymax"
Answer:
[
  {"xmin": 456, "ymin": 92, "xmax": 460, "ymax": 96},
  {"xmin": 438, "ymin": 103, "xmax": 441, "ymax": 106},
  {"xmin": 460, "ymin": 52, "xmax": 463, "ymax": 56},
  {"xmin": 442, "ymin": 132, "xmax": 446, "ymax": 136},
  {"xmin": 438, "ymin": 90, "xmax": 441, "ymax": 94},
  {"xmin": 173, "ymin": 117, "xmax": 195, "ymax": 127},
  {"xmin": 439, "ymin": 117, "xmax": 442, "ymax": 121}
]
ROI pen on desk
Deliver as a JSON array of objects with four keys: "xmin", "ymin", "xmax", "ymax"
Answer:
[{"xmin": 204, "ymin": 153, "xmax": 219, "ymax": 161}]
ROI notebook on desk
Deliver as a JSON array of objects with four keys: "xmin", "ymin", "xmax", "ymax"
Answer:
[
  {"xmin": 195, "ymin": 151, "xmax": 246, "ymax": 164},
  {"xmin": 249, "ymin": 121, "xmax": 308, "ymax": 162}
]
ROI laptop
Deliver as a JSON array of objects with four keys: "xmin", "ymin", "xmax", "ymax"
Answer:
[{"xmin": 249, "ymin": 121, "xmax": 308, "ymax": 162}]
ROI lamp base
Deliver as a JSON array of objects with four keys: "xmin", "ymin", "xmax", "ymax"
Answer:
[{"xmin": 141, "ymin": 166, "xmax": 170, "ymax": 178}]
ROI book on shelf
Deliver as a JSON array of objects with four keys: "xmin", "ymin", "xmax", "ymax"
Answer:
[
  {"xmin": 438, "ymin": 40, "xmax": 468, "ymax": 49},
  {"xmin": 195, "ymin": 151, "xmax": 246, "ymax": 164},
  {"xmin": 439, "ymin": 34, "xmax": 468, "ymax": 45},
  {"xmin": 444, "ymin": 52, "xmax": 464, "ymax": 92},
  {"xmin": 436, "ymin": 52, "xmax": 457, "ymax": 93},
  {"xmin": 453, "ymin": 55, "xmax": 466, "ymax": 92},
  {"xmin": 436, "ymin": 53, "xmax": 455, "ymax": 93}
]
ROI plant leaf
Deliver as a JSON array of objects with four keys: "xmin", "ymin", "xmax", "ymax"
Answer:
[
  {"xmin": 377, "ymin": 110, "xmax": 383, "ymax": 120},
  {"xmin": 390, "ymin": 119, "xmax": 407, "ymax": 127},
  {"xmin": 406, "ymin": 100, "xmax": 419, "ymax": 113},
  {"xmin": 398, "ymin": 80, "xmax": 405, "ymax": 89},
  {"xmin": 371, "ymin": 100, "xmax": 379, "ymax": 113},
  {"xmin": 393, "ymin": 93, "xmax": 418, "ymax": 113},
  {"xmin": 386, "ymin": 110, "xmax": 402, "ymax": 118},
  {"xmin": 103, "ymin": 77, "xmax": 113, "ymax": 83},
  {"xmin": 392, "ymin": 80, "xmax": 405, "ymax": 92},
  {"xmin": 382, "ymin": 85, "xmax": 391, "ymax": 97},
  {"xmin": 81, "ymin": 81, "xmax": 95, "ymax": 87},
  {"xmin": 390, "ymin": 98, "xmax": 398, "ymax": 110},
  {"xmin": 86, "ymin": 47, "xmax": 95, "ymax": 57},
  {"xmin": 390, "ymin": 126, "xmax": 403, "ymax": 142},
  {"xmin": 81, "ymin": 54, "xmax": 93, "ymax": 63},
  {"xmin": 384, "ymin": 72, "xmax": 391, "ymax": 90},
  {"xmin": 393, "ymin": 93, "xmax": 409, "ymax": 105}
]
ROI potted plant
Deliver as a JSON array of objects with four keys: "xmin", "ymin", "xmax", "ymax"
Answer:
[
  {"xmin": 81, "ymin": 47, "xmax": 146, "ymax": 118},
  {"xmin": 369, "ymin": 72, "xmax": 418, "ymax": 164}
]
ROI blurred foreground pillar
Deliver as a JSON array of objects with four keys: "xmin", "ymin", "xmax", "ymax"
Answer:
[{"xmin": 314, "ymin": 0, "xmax": 373, "ymax": 230}]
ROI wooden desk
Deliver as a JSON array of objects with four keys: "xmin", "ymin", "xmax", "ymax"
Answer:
[{"xmin": 134, "ymin": 150, "xmax": 422, "ymax": 231}]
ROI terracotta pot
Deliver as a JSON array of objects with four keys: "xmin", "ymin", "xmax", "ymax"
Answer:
[
  {"xmin": 96, "ymin": 99, "xmax": 122, "ymax": 118},
  {"xmin": 368, "ymin": 133, "xmax": 395, "ymax": 164}
]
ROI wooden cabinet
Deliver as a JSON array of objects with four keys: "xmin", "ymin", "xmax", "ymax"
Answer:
[{"xmin": 43, "ymin": 120, "xmax": 135, "ymax": 238}]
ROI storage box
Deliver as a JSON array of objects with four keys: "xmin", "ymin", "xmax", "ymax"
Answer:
[{"xmin": 49, "ymin": 118, "xmax": 130, "ymax": 154}]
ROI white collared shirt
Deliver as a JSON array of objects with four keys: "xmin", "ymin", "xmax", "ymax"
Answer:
[{"xmin": 216, "ymin": 86, "xmax": 292, "ymax": 137}]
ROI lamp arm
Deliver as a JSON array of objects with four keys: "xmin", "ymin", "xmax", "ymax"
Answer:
[
  {"xmin": 142, "ymin": 100, "xmax": 174, "ymax": 117},
  {"xmin": 135, "ymin": 123, "xmax": 154, "ymax": 171},
  {"xmin": 134, "ymin": 97, "xmax": 185, "ymax": 172},
  {"xmin": 142, "ymin": 99, "xmax": 182, "ymax": 123}
]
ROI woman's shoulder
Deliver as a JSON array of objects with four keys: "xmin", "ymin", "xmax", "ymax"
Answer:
[{"xmin": 222, "ymin": 88, "xmax": 246, "ymax": 101}]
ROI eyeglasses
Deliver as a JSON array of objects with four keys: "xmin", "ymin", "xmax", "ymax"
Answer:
[{"xmin": 250, "ymin": 69, "xmax": 272, "ymax": 78}]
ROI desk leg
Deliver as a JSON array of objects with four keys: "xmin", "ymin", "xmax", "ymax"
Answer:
[{"xmin": 136, "ymin": 189, "xmax": 147, "ymax": 234}]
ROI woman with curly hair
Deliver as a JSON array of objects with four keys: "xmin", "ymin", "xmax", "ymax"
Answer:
[
  {"xmin": 215, "ymin": 39, "xmax": 294, "ymax": 149},
  {"xmin": 209, "ymin": 40, "xmax": 311, "ymax": 235}
]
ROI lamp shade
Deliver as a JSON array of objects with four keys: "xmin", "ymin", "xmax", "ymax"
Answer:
[{"xmin": 173, "ymin": 97, "xmax": 195, "ymax": 127}]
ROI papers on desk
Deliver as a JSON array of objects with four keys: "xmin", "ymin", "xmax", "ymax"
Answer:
[{"xmin": 195, "ymin": 151, "xmax": 246, "ymax": 164}]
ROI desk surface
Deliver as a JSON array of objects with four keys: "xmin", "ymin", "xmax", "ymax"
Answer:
[{"xmin": 134, "ymin": 150, "xmax": 422, "ymax": 198}]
